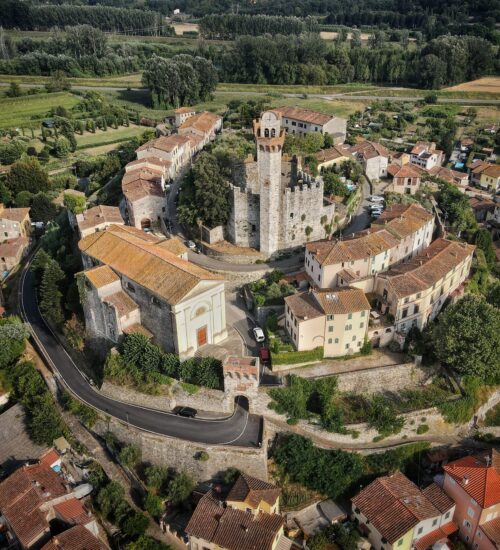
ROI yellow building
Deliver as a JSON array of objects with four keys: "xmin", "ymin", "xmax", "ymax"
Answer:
[{"xmin": 284, "ymin": 287, "xmax": 370, "ymax": 357}]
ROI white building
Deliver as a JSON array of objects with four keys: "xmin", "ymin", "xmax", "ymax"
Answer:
[{"xmin": 272, "ymin": 106, "xmax": 347, "ymax": 143}]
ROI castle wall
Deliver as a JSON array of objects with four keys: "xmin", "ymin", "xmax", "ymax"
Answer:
[{"xmin": 227, "ymin": 185, "xmax": 260, "ymax": 249}]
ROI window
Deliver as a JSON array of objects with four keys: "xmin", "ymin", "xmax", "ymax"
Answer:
[
  {"xmin": 358, "ymin": 341, "xmax": 361, "ymax": 347},
  {"xmin": 151, "ymin": 296, "xmax": 161, "ymax": 307},
  {"xmin": 467, "ymin": 507, "xmax": 475, "ymax": 519},
  {"xmin": 416, "ymin": 292, "xmax": 421, "ymax": 298},
  {"xmin": 404, "ymin": 297, "xmax": 409, "ymax": 304},
  {"xmin": 360, "ymin": 322, "xmax": 364, "ymax": 328},
  {"xmin": 328, "ymin": 338, "xmax": 332, "ymax": 344},
  {"xmin": 292, "ymin": 121, "xmax": 296, "ymax": 126},
  {"xmin": 352, "ymin": 335, "xmax": 356, "ymax": 342},
  {"xmin": 464, "ymin": 520, "xmax": 471, "ymax": 529},
  {"xmin": 432, "ymin": 519, "xmax": 438, "ymax": 526},
  {"xmin": 327, "ymin": 315, "xmax": 334, "ymax": 321},
  {"xmin": 345, "ymin": 344, "xmax": 349, "ymax": 350},
  {"xmin": 414, "ymin": 304, "xmax": 419, "ymax": 314},
  {"xmin": 328, "ymin": 326, "xmax": 334, "ymax": 332},
  {"xmin": 397, "ymin": 540, "xmax": 403, "ymax": 547},
  {"xmin": 335, "ymin": 338, "xmax": 339, "ymax": 343},
  {"xmin": 361, "ymin": 310, "xmax": 366, "ymax": 317},
  {"xmin": 3, "ymin": 232, "xmax": 7, "ymax": 237},
  {"xmin": 348, "ymin": 313, "xmax": 352, "ymax": 320},
  {"xmin": 444, "ymin": 511, "xmax": 450, "ymax": 520},
  {"xmin": 402, "ymin": 308, "xmax": 408, "ymax": 318},
  {"xmin": 290, "ymin": 213, "xmax": 294, "ymax": 219},
  {"xmin": 418, "ymin": 527, "xmax": 423, "ymax": 535}
]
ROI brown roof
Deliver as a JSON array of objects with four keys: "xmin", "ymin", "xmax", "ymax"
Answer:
[
  {"xmin": 314, "ymin": 287, "xmax": 370, "ymax": 315},
  {"xmin": 352, "ymin": 472, "xmax": 441, "ymax": 544},
  {"xmin": 83, "ymin": 265, "xmax": 120, "ymax": 289},
  {"xmin": 0, "ymin": 236, "xmax": 28, "ymax": 259},
  {"xmin": 413, "ymin": 522, "xmax": 458, "ymax": 550},
  {"xmin": 226, "ymin": 474, "xmax": 281, "ymax": 509},
  {"xmin": 411, "ymin": 141, "xmax": 437, "ymax": 155},
  {"xmin": 186, "ymin": 491, "xmax": 284, "ymax": 550},
  {"xmin": 0, "ymin": 204, "xmax": 30, "ymax": 223},
  {"xmin": 175, "ymin": 107, "xmax": 196, "ymax": 114},
  {"xmin": 179, "ymin": 111, "xmax": 221, "ymax": 134},
  {"xmin": 39, "ymin": 449, "xmax": 60, "ymax": 468},
  {"xmin": 123, "ymin": 178, "xmax": 164, "ymax": 202},
  {"xmin": 391, "ymin": 164, "xmax": 424, "ymax": 179},
  {"xmin": 428, "ymin": 166, "xmax": 467, "ymax": 183},
  {"xmin": 0, "ymin": 462, "xmax": 68, "ymax": 548},
  {"xmin": 77, "ymin": 205, "xmax": 123, "ymax": 233},
  {"xmin": 372, "ymin": 203, "xmax": 434, "ymax": 240},
  {"xmin": 53, "ymin": 497, "xmax": 91, "ymax": 525},
  {"xmin": 483, "ymin": 164, "xmax": 500, "ymax": 178},
  {"xmin": 41, "ymin": 525, "xmax": 107, "ymax": 550},
  {"xmin": 156, "ymin": 236, "xmax": 188, "ymax": 256},
  {"xmin": 125, "ymin": 157, "xmax": 172, "ymax": 171},
  {"xmin": 380, "ymin": 238, "xmax": 475, "ymax": 299},
  {"xmin": 103, "ymin": 291, "xmax": 139, "ymax": 317},
  {"xmin": 122, "ymin": 166, "xmax": 163, "ymax": 186},
  {"xmin": 315, "ymin": 145, "xmax": 351, "ymax": 163},
  {"xmin": 469, "ymin": 196, "xmax": 495, "ymax": 211},
  {"xmin": 306, "ymin": 229, "xmax": 399, "ymax": 266},
  {"xmin": 481, "ymin": 517, "xmax": 500, "ymax": 546},
  {"xmin": 421, "ymin": 483, "xmax": 455, "ymax": 513},
  {"xmin": 273, "ymin": 106, "xmax": 335, "ymax": 126},
  {"xmin": 137, "ymin": 134, "xmax": 190, "ymax": 153},
  {"xmin": 79, "ymin": 225, "xmax": 223, "ymax": 305},
  {"xmin": 350, "ymin": 140, "xmax": 390, "ymax": 160},
  {"xmin": 285, "ymin": 291, "xmax": 324, "ymax": 321},
  {"xmin": 470, "ymin": 160, "xmax": 490, "ymax": 174}
]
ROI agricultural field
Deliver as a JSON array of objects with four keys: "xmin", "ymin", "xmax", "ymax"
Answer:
[
  {"xmin": 76, "ymin": 125, "xmax": 146, "ymax": 149},
  {"xmin": 172, "ymin": 22, "xmax": 199, "ymax": 35},
  {"xmin": 445, "ymin": 77, "xmax": 500, "ymax": 94},
  {"xmin": 0, "ymin": 92, "xmax": 80, "ymax": 129}
]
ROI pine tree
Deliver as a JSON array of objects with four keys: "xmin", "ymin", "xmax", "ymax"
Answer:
[{"xmin": 40, "ymin": 259, "xmax": 65, "ymax": 326}]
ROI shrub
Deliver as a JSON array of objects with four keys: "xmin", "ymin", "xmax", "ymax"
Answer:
[
  {"xmin": 119, "ymin": 444, "xmax": 141, "ymax": 467},
  {"xmin": 367, "ymin": 395, "xmax": 405, "ymax": 437},
  {"xmin": 144, "ymin": 492, "xmax": 164, "ymax": 519},
  {"xmin": 197, "ymin": 451, "xmax": 209, "ymax": 461},
  {"xmin": 416, "ymin": 424, "xmax": 429, "ymax": 434}
]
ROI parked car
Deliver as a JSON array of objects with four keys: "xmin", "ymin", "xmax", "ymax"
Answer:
[
  {"xmin": 173, "ymin": 406, "xmax": 197, "ymax": 418},
  {"xmin": 259, "ymin": 346, "xmax": 271, "ymax": 366},
  {"xmin": 252, "ymin": 326, "xmax": 266, "ymax": 343},
  {"xmin": 369, "ymin": 195, "xmax": 385, "ymax": 203},
  {"xmin": 186, "ymin": 240, "xmax": 197, "ymax": 251}
]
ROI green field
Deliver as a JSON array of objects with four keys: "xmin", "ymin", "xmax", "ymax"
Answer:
[
  {"xmin": 0, "ymin": 91, "xmax": 80, "ymax": 128},
  {"xmin": 76, "ymin": 125, "xmax": 147, "ymax": 149}
]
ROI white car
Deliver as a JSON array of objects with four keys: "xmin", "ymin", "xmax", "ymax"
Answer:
[
  {"xmin": 370, "ymin": 196, "xmax": 385, "ymax": 203},
  {"xmin": 186, "ymin": 240, "xmax": 197, "ymax": 251},
  {"xmin": 252, "ymin": 327, "xmax": 265, "ymax": 343}
]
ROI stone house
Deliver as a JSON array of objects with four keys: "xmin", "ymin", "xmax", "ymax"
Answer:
[
  {"xmin": 0, "ymin": 204, "xmax": 30, "ymax": 239},
  {"xmin": 178, "ymin": 111, "xmax": 223, "ymax": 152},
  {"xmin": 0, "ymin": 236, "xmax": 29, "ymax": 273},
  {"xmin": 284, "ymin": 287, "xmax": 370, "ymax": 357},
  {"xmin": 227, "ymin": 111, "xmax": 335, "ymax": 257},
  {"xmin": 174, "ymin": 106, "xmax": 196, "ymax": 127},
  {"xmin": 185, "ymin": 474, "xmax": 298, "ymax": 550},
  {"xmin": 469, "ymin": 196, "xmax": 496, "ymax": 223},
  {"xmin": 410, "ymin": 141, "xmax": 444, "ymax": 170},
  {"xmin": 388, "ymin": 163, "xmax": 425, "ymax": 195},
  {"xmin": 272, "ymin": 106, "xmax": 347, "ymax": 143},
  {"xmin": 305, "ymin": 203, "xmax": 435, "ymax": 288},
  {"xmin": 442, "ymin": 450, "xmax": 500, "ymax": 550},
  {"xmin": 76, "ymin": 205, "xmax": 124, "ymax": 239},
  {"xmin": 315, "ymin": 144, "xmax": 352, "ymax": 172},
  {"xmin": 41, "ymin": 525, "xmax": 107, "ymax": 550},
  {"xmin": 352, "ymin": 471, "xmax": 457, "ymax": 550},
  {"xmin": 427, "ymin": 166, "xmax": 469, "ymax": 187},
  {"xmin": 373, "ymin": 238, "xmax": 475, "ymax": 334},
  {"xmin": 78, "ymin": 224, "xmax": 226, "ymax": 359},
  {"xmin": 350, "ymin": 140, "xmax": 390, "ymax": 181}
]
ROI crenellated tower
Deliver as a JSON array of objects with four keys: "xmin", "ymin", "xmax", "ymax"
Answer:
[{"xmin": 254, "ymin": 111, "xmax": 285, "ymax": 257}]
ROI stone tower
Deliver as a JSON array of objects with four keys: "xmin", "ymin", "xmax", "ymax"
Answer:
[{"xmin": 254, "ymin": 111, "xmax": 285, "ymax": 257}]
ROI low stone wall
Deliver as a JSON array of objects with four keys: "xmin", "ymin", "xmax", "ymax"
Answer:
[
  {"xmin": 92, "ymin": 416, "xmax": 268, "ymax": 482},
  {"xmin": 100, "ymin": 380, "xmax": 232, "ymax": 415},
  {"xmin": 471, "ymin": 389, "xmax": 500, "ymax": 427},
  {"xmin": 202, "ymin": 245, "xmax": 265, "ymax": 265}
]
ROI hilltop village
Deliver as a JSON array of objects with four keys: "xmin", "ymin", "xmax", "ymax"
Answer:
[{"xmin": 0, "ymin": 99, "xmax": 499, "ymax": 550}]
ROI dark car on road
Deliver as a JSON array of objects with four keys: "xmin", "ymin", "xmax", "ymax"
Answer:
[
  {"xmin": 259, "ymin": 346, "xmax": 271, "ymax": 367},
  {"xmin": 172, "ymin": 406, "xmax": 197, "ymax": 418}
]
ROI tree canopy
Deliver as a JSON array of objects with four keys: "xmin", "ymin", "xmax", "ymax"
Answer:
[{"xmin": 432, "ymin": 294, "xmax": 500, "ymax": 382}]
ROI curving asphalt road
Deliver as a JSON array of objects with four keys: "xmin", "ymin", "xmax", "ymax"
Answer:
[{"xmin": 19, "ymin": 262, "xmax": 262, "ymax": 447}]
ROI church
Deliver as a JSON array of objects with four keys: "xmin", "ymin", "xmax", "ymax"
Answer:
[{"xmin": 227, "ymin": 110, "xmax": 336, "ymax": 258}]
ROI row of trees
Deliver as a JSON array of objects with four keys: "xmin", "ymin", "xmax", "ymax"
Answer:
[
  {"xmin": 199, "ymin": 14, "xmax": 318, "ymax": 39},
  {"xmin": 1, "ymin": 1, "xmax": 172, "ymax": 34},
  {"xmin": 142, "ymin": 54, "xmax": 217, "ymax": 108},
  {"xmin": 217, "ymin": 34, "xmax": 497, "ymax": 88}
]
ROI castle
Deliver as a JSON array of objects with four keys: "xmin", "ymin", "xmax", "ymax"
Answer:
[{"xmin": 227, "ymin": 110, "xmax": 336, "ymax": 257}]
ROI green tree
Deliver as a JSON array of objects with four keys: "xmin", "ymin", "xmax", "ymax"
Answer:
[
  {"xmin": 30, "ymin": 192, "xmax": 58, "ymax": 223},
  {"xmin": 63, "ymin": 192, "xmax": 86, "ymax": 214},
  {"xmin": 119, "ymin": 444, "xmax": 141, "ymax": 467},
  {"xmin": 15, "ymin": 191, "xmax": 34, "ymax": 207},
  {"xmin": 367, "ymin": 395, "xmax": 404, "ymax": 437},
  {"xmin": 121, "ymin": 511, "xmax": 149, "ymax": 539},
  {"xmin": 167, "ymin": 472, "xmax": 194, "ymax": 505},
  {"xmin": 432, "ymin": 294, "xmax": 500, "ymax": 382},
  {"xmin": 6, "ymin": 157, "xmax": 49, "ymax": 195},
  {"xmin": 97, "ymin": 481, "xmax": 125, "ymax": 519},
  {"xmin": 0, "ymin": 317, "xmax": 28, "ymax": 369},
  {"xmin": 486, "ymin": 282, "xmax": 500, "ymax": 309},
  {"xmin": 144, "ymin": 492, "xmax": 164, "ymax": 519},
  {"xmin": 6, "ymin": 82, "xmax": 22, "ymax": 97},
  {"xmin": 475, "ymin": 229, "xmax": 496, "ymax": 268},
  {"xmin": 145, "ymin": 465, "xmax": 169, "ymax": 494},
  {"xmin": 39, "ymin": 258, "xmax": 65, "ymax": 326},
  {"xmin": 54, "ymin": 136, "xmax": 71, "ymax": 158},
  {"xmin": 127, "ymin": 536, "xmax": 171, "ymax": 550}
]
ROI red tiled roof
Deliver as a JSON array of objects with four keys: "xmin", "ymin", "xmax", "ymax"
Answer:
[
  {"xmin": 41, "ymin": 525, "xmax": 107, "ymax": 550},
  {"xmin": 352, "ymin": 472, "xmax": 443, "ymax": 544},
  {"xmin": 226, "ymin": 474, "xmax": 281, "ymax": 509},
  {"xmin": 443, "ymin": 451, "xmax": 500, "ymax": 508},
  {"xmin": 413, "ymin": 522, "xmax": 458, "ymax": 550},
  {"xmin": 421, "ymin": 483, "xmax": 455, "ymax": 513},
  {"xmin": 53, "ymin": 497, "xmax": 90, "ymax": 524},
  {"xmin": 350, "ymin": 140, "xmax": 390, "ymax": 160},
  {"xmin": 186, "ymin": 491, "xmax": 284, "ymax": 550},
  {"xmin": 39, "ymin": 449, "xmax": 60, "ymax": 468},
  {"xmin": 273, "ymin": 106, "xmax": 335, "ymax": 126},
  {"xmin": 480, "ymin": 517, "xmax": 500, "ymax": 546}
]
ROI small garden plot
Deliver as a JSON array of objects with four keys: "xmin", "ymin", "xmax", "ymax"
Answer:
[{"xmin": 249, "ymin": 270, "xmax": 296, "ymax": 307}]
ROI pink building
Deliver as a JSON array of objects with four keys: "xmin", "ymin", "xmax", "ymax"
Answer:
[{"xmin": 442, "ymin": 450, "xmax": 500, "ymax": 550}]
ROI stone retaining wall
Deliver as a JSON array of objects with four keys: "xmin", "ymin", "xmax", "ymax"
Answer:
[
  {"xmin": 471, "ymin": 389, "xmax": 500, "ymax": 427},
  {"xmin": 92, "ymin": 416, "xmax": 268, "ymax": 482},
  {"xmin": 100, "ymin": 380, "xmax": 232, "ymax": 414}
]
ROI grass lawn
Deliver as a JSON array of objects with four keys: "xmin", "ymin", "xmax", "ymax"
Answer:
[
  {"xmin": 76, "ymin": 124, "xmax": 147, "ymax": 149},
  {"xmin": 0, "ymin": 91, "xmax": 80, "ymax": 129}
]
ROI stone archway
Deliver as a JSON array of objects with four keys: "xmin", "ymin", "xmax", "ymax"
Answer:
[{"xmin": 141, "ymin": 218, "xmax": 151, "ymax": 229}]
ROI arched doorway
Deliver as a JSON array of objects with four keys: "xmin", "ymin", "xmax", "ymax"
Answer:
[
  {"xmin": 141, "ymin": 218, "xmax": 151, "ymax": 229},
  {"xmin": 234, "ymin": 395, "xmax": 249, "ymax": 412}
]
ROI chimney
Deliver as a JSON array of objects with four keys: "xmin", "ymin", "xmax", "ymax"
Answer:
[{"xmin": 463, "ymin": 475, "xmax": 469, "ymax": 485}]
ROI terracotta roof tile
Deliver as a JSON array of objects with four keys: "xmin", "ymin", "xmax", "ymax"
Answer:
[
  {"xmin": 352, "ymin": 472, "xmax": 441, "ymax": 544},
  {"xmin": 284, "ymin": 291, "xmax": 324, "ymax": 321},
  {"xmin": 79, "ymin": 225, "xmax": 223, "ymax": 305},
  {"xmin": 314, "ymin": 287, "xmax": 370, "ymax": 315},
  {"xmin": 380, "ymin": 238, "xmax": 475, "ymax": 298},
  {"xmin": 483, "ymin": 164, "xmax": 500, "ymax": 178},
  {"xmin": 421, "ymin": 483, "xmax": 455, "ymax": 513},
  {"xmin": 125, "ymin": 157, "xmax": 172, "ymax": 171},
  {"xmin": 480, "ymin": 517, "xmax": 500, "ymax": 546},
  {"xmin": 273, "ymin": 106, "xmax": 335, "ymax": 126},
  {"xmin": 103, "ymin": 290, "xmax": 139, "ymax": 317},
  {"xmin": 41, "ymin": 525, "xmax": 107, "ymax": 550},
  {"xmin": 156, "ymin": 236, "xmax": 188, "ymax": 256},
  {"xmin": 0, "ymin": 236, "xmax": 28, "ymax": 259},
  {"xmin": 53, "ymin": 497, "xmax": 91, "ymax": 525},
  {"xmin": 175, "ymin": 107, "xmax": 196, "ymax": 114},
  {"xmin": 0, "ymin": 205, "xmax": 30, "ymax": 223},
  {"xmin": 179, "ymin": 111, "xmax": 221, "ymax": 134},
  {"xmin": 77, "ymin": 205, "xmax": 123, "ymax": 233},
  {"xmin": 83, "ymin": 265, "xmax": 120, "ymax": 289},
  {"xmin": 186, "ymin": 491, "xmax": 284, "ymax": 550},
  {"xmin": 39, "ymin": 449, "xmax": 60, "ymax": 468},
  {"xmin": 350, "ymin": 140, "xmax": 390, "ymax": 160},
  {"xmin": 122, "ymin": 178, "xmax": 164, "ymax": 202},
  {"xmin": 136, "ymin": 134, "xmax": 190, "ymax": 153},
  {"xmin": 226, "ymin": 474, "xmax": 281, "ymax": 509},
  {"xmin": 315, "ymin": 145, "xmax": 351, "ymax": 163},
  {"xmin": 443, "ymin": 451, "xmax": 500, "ymax": 508},
  {"xmin": 414, "ymin": 522, "xmax": 458, "ymax": 550}
]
